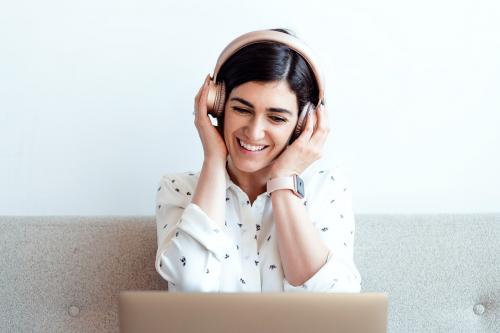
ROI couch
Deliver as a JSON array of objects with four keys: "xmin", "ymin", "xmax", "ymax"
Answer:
[{"xmin": 0, "ymin": 214, "xmax": 498, "ymax": 332}]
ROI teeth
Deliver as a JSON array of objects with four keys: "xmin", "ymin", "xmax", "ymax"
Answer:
[{"xmin": 239, "ymin": 139, "xmax": 266, "ymax": 151}]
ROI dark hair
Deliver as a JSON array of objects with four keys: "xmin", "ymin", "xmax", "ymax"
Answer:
[{"xmin": 216, "ymin": 28, "xmax": 320, "ymax": 130}]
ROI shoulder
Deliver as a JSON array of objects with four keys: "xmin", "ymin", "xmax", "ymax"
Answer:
[
  {"xmin": 156, "ymin": 170, "xmax": 201, "ymax": 207},
  {"xmin": 302, "ymin": 163, "xmax": 353, "ymax": 202},
  {"xmin": 157, "ymin": 170, "xmax": 200, "ymax": 192},
  {"xmin": 303, "ymin": 163, "xmax": 351, "ymax": 190}
]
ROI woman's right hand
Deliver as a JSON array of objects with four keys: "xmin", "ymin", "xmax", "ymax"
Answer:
[{"xmin": 194, "ymin": 74, "xmax": 228, "ymax": 163}]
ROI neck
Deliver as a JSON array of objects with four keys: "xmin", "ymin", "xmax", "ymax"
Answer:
[{"xmin": 226, "ymin": 156, "xmax": 270, "ymax": 200}]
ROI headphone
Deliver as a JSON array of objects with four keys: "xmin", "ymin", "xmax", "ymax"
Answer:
[{"xmin": 205, "ymin": 29, "xmax": 325, "ymax": 143}]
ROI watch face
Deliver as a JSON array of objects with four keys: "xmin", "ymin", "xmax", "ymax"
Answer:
[{"xmin": 295, "ymin": 175, "xmax": 305, "ymax": 198}]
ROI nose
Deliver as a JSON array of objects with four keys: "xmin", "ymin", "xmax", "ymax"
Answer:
[{"xmin": 244, "ymin": 117, "xmax": 266, "ymax": 141}]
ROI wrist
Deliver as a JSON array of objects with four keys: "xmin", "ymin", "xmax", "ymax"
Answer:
[
  {"xmin": 266, "ymin": 173, "xmax": 306, "ymax": 199},
  {"xmin": 203, "ymin": 157, "xmax": 227, "ymax": 169},
  {"xmin": 268, "ymin": 169, "xmax": 296, "ymax": 180}
]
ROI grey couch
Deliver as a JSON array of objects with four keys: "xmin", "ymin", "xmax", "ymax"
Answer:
[{"xmin": 1, "ymin": 214, "xmax": 498, "ymax": 332}]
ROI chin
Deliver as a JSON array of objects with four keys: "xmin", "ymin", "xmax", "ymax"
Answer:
[
  {"xmin": 231, "ymin": 157, "xmax": 270, "ymax": 174},
  {"xmin": 228, "ymin": 148, "xmax": 275, "ymax": 174}
]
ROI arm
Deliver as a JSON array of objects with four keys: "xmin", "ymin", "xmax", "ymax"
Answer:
[
  {"xmin": 191, "ymin": 158, "xmax": 227, "ymax": 230},
  {"xmin": 155, "ymin": 161, "xmax": 236, "ymax": 292},
  {"xmin": 269, "ymin": 171, "xmax": 330, "ymax": 287},
  {"xmin": 270, "ymin": 168, "xmax": 362, "ymax": 292}
]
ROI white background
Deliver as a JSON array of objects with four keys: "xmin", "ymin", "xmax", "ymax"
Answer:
[{"xmin": 1, "ymin": 0, "xmax": 499, "ymax": 215}]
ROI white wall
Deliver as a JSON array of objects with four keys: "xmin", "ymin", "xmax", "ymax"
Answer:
[{"xmin": 1, "ymin": 0, "xmax": 499, "ymax": 215}]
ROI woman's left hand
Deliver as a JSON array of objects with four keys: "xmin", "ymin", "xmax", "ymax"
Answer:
[{"xmin": 269, "ymin": 103, "xmax": 330, "ymax": 179}]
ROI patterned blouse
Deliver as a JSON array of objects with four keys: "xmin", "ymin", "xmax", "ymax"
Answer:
[{"xmin": 155, "ymin": 162, "xmax": 362, "ymax": 292}]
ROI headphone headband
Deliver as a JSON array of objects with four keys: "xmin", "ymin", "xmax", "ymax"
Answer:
[{"xmin": 212, "ymin": 29, "xmax": 325, "ymax": 107}]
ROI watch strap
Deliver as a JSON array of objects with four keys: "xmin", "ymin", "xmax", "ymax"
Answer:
[
  {"xmin": 267, "ymin": 174, "xmax": 305, "ymax": 199},
  {"xmin": 266, "ymin": 176, "xmax": 296, "ymax": 195}
]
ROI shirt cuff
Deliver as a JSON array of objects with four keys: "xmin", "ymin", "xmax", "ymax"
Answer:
[
  {"xmin": 175, "ymin": 202, "xmax": 234, "ymax": 262},
  {"xmin": 283, "ymin": 249, "xmax": 361, "ymax": 292}
]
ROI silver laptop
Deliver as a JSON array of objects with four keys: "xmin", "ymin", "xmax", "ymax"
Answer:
[{"xmin": 119, "ymin": 291, "xmax": 388, "ymax": 333}]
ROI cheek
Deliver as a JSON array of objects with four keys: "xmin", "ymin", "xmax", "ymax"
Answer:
[
  {"xmin": 222, "ymin": 115, "xmax": 232, "ymax": 138},
  {"xmin": 223, "ymin": 112, "xmax": 243, "ymax": 133},
  {"xmin": 269, "ymin": 127, "xmax": 293, "ymax": 149},
  {"xmin": 222, "ymin": 115, "xmax": 241, "ymax": 148},
  {"xmin": 222, "ymin": 110, "xmax": 231, "ymax": 134},
  {"xmin": 280, "ymin": 123, "xmax": 296, "ymax": 142}
]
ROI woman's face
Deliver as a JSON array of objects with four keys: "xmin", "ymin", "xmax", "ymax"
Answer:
[{"xmin": 223, "ymin": 80, "xmax": 299, "ymax": 174}]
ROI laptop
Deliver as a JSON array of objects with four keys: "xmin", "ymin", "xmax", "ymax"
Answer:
[{"xmin": 119, "ymin": 291, "xmax": 388, "ymax": 333}]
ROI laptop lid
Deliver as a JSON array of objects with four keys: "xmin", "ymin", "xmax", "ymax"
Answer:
[{"xmin": 119, "ymin": 291, "xmax": 388, "ymax": 333}]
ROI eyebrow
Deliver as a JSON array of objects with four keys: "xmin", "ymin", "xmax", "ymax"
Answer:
[{"xmin": 229, "ymin": 97, "xmax": 294, "ymax": 116}]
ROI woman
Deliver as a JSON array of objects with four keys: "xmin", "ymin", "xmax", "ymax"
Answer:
[{"xmin": 155, "ymin": 28, "xmax": 361, "ymax": 292}]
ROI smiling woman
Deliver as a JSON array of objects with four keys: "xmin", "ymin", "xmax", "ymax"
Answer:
[{"xmin": 155, "ymin": 28, "xmax": 362, "ymax": 293}]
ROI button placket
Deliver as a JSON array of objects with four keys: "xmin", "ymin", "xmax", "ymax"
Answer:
[{"xmin": 239, "ymin": 193, "xmax": 258, "ymax": 287}]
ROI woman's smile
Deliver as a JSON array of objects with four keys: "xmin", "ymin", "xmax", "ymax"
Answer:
[{"xmin": 236, "ymin": 137, "xmax": 270, "ymax": 155}]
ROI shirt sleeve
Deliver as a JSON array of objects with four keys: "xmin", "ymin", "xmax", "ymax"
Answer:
[
  {"xmin": 283, "ymin": 168, "xmax": 362, "ymax": 293},
  {"xmin": 154, "ymin": 173, "xmax": 236, "ymax": 292}
]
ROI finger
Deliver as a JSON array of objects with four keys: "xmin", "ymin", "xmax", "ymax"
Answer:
[
  {"xmin": 194, "ymin": 75, "xmax": 210, "ymax": 118},
  {"xmin": 195, "ymin": 75, "xmax": 210, "ymax": 107},
  {"xmin": 319, "ymin": 103, "xmax": 329, "ymax": 129},
  {"xmin": 194, "ymin": 77, "xmax": 205, "ymax": 104},
  {"xmin": 194, "ymin": 90, "xmax": 202, "ymax": 117},
  {"xmin": 199, "ymin": 75, "xmax": 210, "ymax": 112},
  {"xmin": 310, "ymin": 104, "xmax": 329, "ymax": 147},
  {"xmin": 195, "ymin": 76, "xmax": 211, "ymax": 124},
  {"xmin": 297, "ymin": 108, "xmax": 315, "ymax": 143}
]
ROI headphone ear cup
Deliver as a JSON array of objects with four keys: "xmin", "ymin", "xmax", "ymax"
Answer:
[
  {"xmin": 292, "ymin": 102, "xmax": 314, "ymax": 142},
  {"xmin": 207, "ymin": 79, "xmax": 226, "ymax": 118},
  {"xmin": 215, "ymin": 81, "xmax": 226, "ymax": 117}
]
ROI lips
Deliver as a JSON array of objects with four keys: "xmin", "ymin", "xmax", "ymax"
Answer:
[{"xmin": 237, "ymin": 138, "xmax": 269, "ymax": 152}]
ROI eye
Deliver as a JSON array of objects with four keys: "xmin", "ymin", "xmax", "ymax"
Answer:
[
  {"xmin": 271, "ymin": 116, "xmax": 287, "ymax": 123},
  {"xmin": 233, "ymin": 107, "xmax": 250, "ymax": 114},
  {"xmin": 233, "ymin": 107, "xmax": 287, "ymax": 123}
]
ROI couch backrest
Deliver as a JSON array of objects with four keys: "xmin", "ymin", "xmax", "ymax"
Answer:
[{"xmin": 1, "ymin": 214, "xmax": 498, "ymax": 332}]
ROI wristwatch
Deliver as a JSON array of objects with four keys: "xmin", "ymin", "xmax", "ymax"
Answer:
[{"xmin": 266, "ymin": 174, "xmax": 305, "ymax": 199}]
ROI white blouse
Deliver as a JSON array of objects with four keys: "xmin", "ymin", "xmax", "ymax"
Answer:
[{"xmin": 154, "ymin": 161, "xmax": 362, "ymax": 293}]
